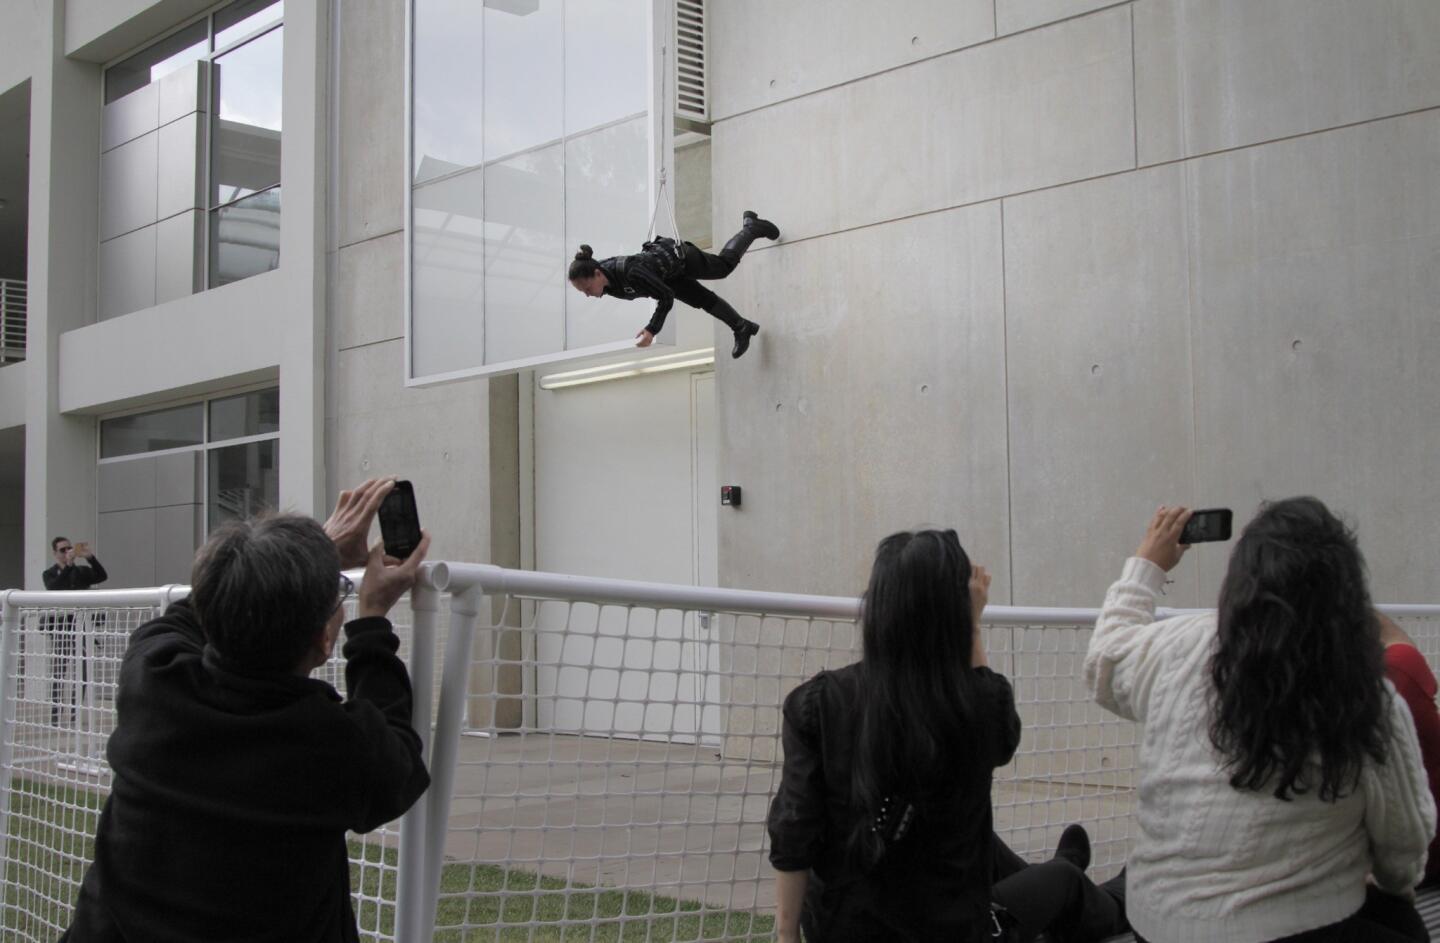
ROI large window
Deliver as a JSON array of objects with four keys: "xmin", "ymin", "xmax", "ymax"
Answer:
[
  {"xmin": 408, "ymin": 0, "xmax": 654, "ymax": 381},
  {"xmin": 100, "ymin": 0, "xmax": 283, "ymax": 318},
  {"xmin": 100, "ymin": 387, "xmax": 281, "ymax": 533}
]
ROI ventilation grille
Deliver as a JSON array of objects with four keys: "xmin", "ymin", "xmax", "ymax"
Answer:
[{"xmin": 675, "ymin": 0, "xmax": 707, "ymax": 124}]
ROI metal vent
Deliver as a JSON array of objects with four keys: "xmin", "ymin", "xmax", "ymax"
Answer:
[{"xmin": 675, "ymin": 0, "xmax": 708, "ymax": 127}]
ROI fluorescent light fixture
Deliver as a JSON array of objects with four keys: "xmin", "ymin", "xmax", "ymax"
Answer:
[{"xmin": 538, "ymin": 348, "xmax": 716, "ymax": 390}]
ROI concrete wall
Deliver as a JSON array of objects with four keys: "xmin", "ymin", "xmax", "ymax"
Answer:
[
  {"xmin": 710, "ymin": 0, "xmax": 1440, "ymax": 607},
  {"xmin": 325, "ymin": 0, "xmax": 492, "ymax": 566}
]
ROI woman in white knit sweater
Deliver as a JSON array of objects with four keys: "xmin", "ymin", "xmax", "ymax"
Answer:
[{"xmin": 1086, "ymin": 498, "xmax": 1436, "ymax": 943}]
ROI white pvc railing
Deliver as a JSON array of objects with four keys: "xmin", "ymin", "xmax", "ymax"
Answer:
[{"xmin": 2, "ymin": 569, "xmax": 1438, "ymax": 942}]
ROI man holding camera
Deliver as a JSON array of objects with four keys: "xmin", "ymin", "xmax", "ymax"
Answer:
[
  {"xmin": 41, "ymin": 537, "xmax": 109, "ymax": 725},
  {"xmin": 62, "ymin": 478, "xmax": 432, "ymax": 943}
]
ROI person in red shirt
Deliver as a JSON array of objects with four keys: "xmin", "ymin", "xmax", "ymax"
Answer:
[{"xmin": 1379, "ymin": 611, "xmax": 1440, "ymax": 888}]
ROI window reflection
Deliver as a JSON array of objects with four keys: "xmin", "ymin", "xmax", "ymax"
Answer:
[
  {"xmin": 412, "ymin": 171, "xmax": 488, "ymax": 376},
  {"xmin": 215, "ymin": 0, "xmax": 284, "ymax": 50},
  {"xmin": 100, "ymin": 404, "xmax": 205, "ymax": 458},
  {"xmin": 208, "ymin": 439, "xmax": 279, "ymax": 530},
  {"xmin": 211, "ymin": 187, "xmax": 281, "ymax": 287},
  {"xmin": 483, "ymin": 0, "xmax": 562, "ymax": 161},
  {"xmin": 211, "ymin": 27, "xmax": 284, "ymax": 206},
  {"xmin": 413, "ymin": 0, "xmax": 486, "ymax": 183},
  {"xmin": 209, "ymin": 388, "xmax": 280, "ymax": 442},
  {"xmin": 484, "ymin": 145, "xmax": 565, "ymax": 363},
  {"xmin": 105, "ymin": 20, "xmax": 209, "ymax": 104}
]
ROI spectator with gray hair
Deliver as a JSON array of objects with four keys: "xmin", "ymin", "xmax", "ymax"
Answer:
[{"xmin": 61, "ymin": 478, "xmax": 432, "ymax": 943}]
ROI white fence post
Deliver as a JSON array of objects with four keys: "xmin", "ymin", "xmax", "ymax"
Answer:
[
  {"xmin": 395, "ymin": 575, "xmax": 440, "ymax": 943},
  {"xmin": 0, "ymin": 592, "xmax": 21, "ymax": 901}
]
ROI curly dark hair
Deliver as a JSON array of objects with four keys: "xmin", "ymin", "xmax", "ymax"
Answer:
[{"xmin": 1208, "ymin": 496, "xmax": 1388, "ymax": 801}]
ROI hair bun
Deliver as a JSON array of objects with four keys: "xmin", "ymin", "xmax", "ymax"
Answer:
[{"xmin": 576, "ymin": 244, "xmax": 594, "ymax": 260}]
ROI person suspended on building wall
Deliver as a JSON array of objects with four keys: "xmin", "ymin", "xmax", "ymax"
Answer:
[{"xmin": 566, "ymin": 210, "xmax": 780, "ymax": 359}]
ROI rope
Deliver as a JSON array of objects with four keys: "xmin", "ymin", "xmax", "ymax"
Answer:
[{"xmin": 644, "ymin": 39, "xmax": 683, "ymax": 244}]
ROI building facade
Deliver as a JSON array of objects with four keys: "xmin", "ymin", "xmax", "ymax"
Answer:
[{"xmin": 2, "ymin": 0, "xmax": 1439, "ymax": 617}]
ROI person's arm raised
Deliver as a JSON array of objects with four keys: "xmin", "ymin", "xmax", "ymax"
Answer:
[
  {"xmin": 1084, "ymin": 506, "xmax": 1192, "ymax": 722},
  {"xmin": 324, "ymin": 477, "xmax": 396, "ymax": 569}
]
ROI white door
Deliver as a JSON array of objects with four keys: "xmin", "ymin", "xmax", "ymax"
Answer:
[{"xmin": 532, "ymin": 367, "xmax": 719, "ymax": 741}]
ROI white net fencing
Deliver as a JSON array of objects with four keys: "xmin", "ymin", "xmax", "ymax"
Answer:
[{"xmin": 2, "ymin": 573, "xmax": 1437, "ymax": 943}]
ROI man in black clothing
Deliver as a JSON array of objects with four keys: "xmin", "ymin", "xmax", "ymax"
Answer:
[
  {"xmin": 62, "ymin": 478, "xmax": 432, "ymax": 943},
  {"xmin": 41, "ymin": 537, "xmax": 108, "ymax": 724},
  {"xmin": 42, "ymin": 537, "xmax": 109, "ymax": 591}
]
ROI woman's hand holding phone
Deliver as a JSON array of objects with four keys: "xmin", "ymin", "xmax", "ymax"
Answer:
[
  {"xmin": 1137, "ymin": 505, "xmax": 1193, "ymax": 572},
  {"xmin": 969, "ymin": 564, "xmax": 991, "ymax": 667}
]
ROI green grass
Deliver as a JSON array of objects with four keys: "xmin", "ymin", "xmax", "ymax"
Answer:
[
  {"xmin": 0, "ymin": 780, "xmax": 773, "ymax": 942},
  {"xmin": 350, "ymin": 840, "xmax": 774, "ymax": 942}
]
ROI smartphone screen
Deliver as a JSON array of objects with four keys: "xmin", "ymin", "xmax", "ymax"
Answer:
[
  {"xmin": 378, "ymin": 481, "xmax": 422, "ymax": 559},
  {"xmin": 1180, "ymin": 508, "xmax": 1233, "ymax": 544}
]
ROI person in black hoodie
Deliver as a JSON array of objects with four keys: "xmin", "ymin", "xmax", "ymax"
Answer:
[
  {"xmin": 62, "ymin": 477, "xmax": 432, "ymax": 943},
  {"xmin": 566, "ymin": 210, "xmax": 780, "ymax": 359}
]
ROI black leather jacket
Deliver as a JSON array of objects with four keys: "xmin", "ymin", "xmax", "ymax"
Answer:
[{"xmin": 598, "ymin": 254, "xmax": 677, "ymax": 334}]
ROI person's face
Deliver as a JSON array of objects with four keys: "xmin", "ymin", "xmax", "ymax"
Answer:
[
  {"xmin": 570, "ymin": 273, "xmax": 605, "ymax": 298},
  {"xmin": 53, "ymin": 542, "xmax": 74, "ymax": 565}
]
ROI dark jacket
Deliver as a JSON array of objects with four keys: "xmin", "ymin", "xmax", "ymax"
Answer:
[
  {"xmin": 43, "ymin": 556, "xmax": 109, "ymax": 590},
  {"xmin": 767, "ymin": 662, "xmax": 1022, "ymax": 943},
  {"xmin": 598, "ymin": 254, "xmax": 679, "ymax": 335},
  {"xmin": 62, "ymin": 600, "xmax": 431, "ymax": 943}
]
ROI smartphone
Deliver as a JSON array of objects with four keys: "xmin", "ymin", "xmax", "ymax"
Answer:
[
  {"xmin": 378, "ymin": 480, "xmax": 422, "ymax": 559},
  {"xmin": 1180, "ymin": 508, "xmax": 1233, "ymax": 544}
]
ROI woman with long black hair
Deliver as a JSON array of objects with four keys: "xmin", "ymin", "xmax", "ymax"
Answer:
[
  {"xmin": 1087, "ymin": 499, "xmax": 1436, "ymax": 942},
  {"xmin": 768, "ymin": 529, "xmax": 1129, "ymax": 942},
  {"xmin": 566, "ymin": 210, "xmax": 779, "ymax": 359}
]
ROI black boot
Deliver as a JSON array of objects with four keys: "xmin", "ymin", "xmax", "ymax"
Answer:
[
  {"xmin": 1053, "ymin": 824, "xmax": 1091, "ymax": 872},
  {"xmin": 719, "ymin": 211, "xmax": 781, "ymax": 269},
  {"xmin": 743, "ymin": 210, "xmax": 780, "ymax": 240},
  {"xmin": 731, "ymin": 320, "xmax": 760, "ymax": 359}
]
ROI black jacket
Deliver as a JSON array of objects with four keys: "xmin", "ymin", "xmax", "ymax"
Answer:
[
  {"xmin": 767, "ymin": 662, "xmax": 1022, "ymax": 943},
  {"xmin": 62, "ymin": 600, "xmax": 430, "ymax": 943},
  {"xmin": 598, "ymin": 254, "xmax": 679, "ymax": 335},
  {"xmin": 43, "ymin": 556, "xmax": 108, "ymax": 590}
]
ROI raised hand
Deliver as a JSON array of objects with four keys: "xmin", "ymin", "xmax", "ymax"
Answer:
[
  {"xmin": 1136, "ymin": 505, "xmax": 1193, "ymax": 573},
  {"xmin": 324, "ymin": 478, "xmax": 395, "ymax": 569}
]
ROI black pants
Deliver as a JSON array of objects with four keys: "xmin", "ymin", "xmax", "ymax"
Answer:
[
  {"xmin": 1132, "ymin": 886, "xmax": 1428, "ymax": 943},
  {"xmin": 44, "ymin": 619, "xmax": 88, "ymax": 726},
  {"xmin": 991, "ymin": 839, "xmax": 1129, "ymax": 943},
  {"xmin": 669, "ymin": 242, "xmax": 747, "ymax": 331}
]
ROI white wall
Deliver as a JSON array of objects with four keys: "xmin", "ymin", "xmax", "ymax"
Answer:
[{"xmin": 710, "ymin": 0, "xmax": 1440, "ymax": 608}]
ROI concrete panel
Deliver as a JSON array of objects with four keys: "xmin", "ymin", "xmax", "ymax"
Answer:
[
  {"xmin": 102, "ymin": 82, "xmax": 158, "ymax": 152},
  {"xmin": 98, "ymin": 457, "xmax": 157, "ymax": 513},
  {"xmin": 0, "ymin": 363, "xmax": 24, "ymax": 430},
  {"xmin": 154, "ymin": 210, "xmax": 203, "ymax": 305},
  {"xmin": 154, "ymin": 503, "xmax": 201, "ymax": 584},
  {"xmin": 98, "ymin": 225, "xmax": 157, "ymax": 321},
  {"xmin": 1003, "ymin": 165, "xmax": 1198, "ymax": 607},
  {"xmin": 0, "ymin": 1, "xmax": 39, "ymax": 95},
  {"xmin": 1187, "ymin": 112, "xmax": 1440, "ymax": 603},
  {"xmin": 331, "ymin": 338, "xmax": 490, "ymax": 566},
  {"xmin": 335, "ymin": 232, "xmax": 404, "ymax": 350},
  {"xmin": 709, "ymin": 0, "xmax": 994, "ymax": 120},
  {"xmin": 336, "ymin": 0, "xmax": 405, "ymax": 247},
  {"xmin": 674, "ymin": 140, "xmax": 711, "ymax": 248},
  {"xmin": 66, "ymin": 0, "xmax": 215, "ymax": 61},
  {"xmin": 99, "ymin": 131, "xmax": 158, "ymax": 240},
  {"xmin": 1135, "ymin": 0, "xmax": 1440, "ymax": 162},
  {"xmin": 997, "ymin": 0, "xmax": 1123, "ymax": 36},
  {"xmin": 155, "ymin": 450, "xmax": 202, "ymax": 506},
  {"xmin": 156, "ymin": 114, "xmax": 204, "ymax": 220},
  {"xmin": 716, "ymin": 202, "xmax": 1010, "ymax": 599},
  {"xmin": 711, "ymin": 7, "xmax": 1134, "ymax": 244},
  {"xmin": 157, "ymin": 60, "xmax": 206, "ymax": 127},
  {"xmin": 97, "ymin": 508, "xmax": 157, "ymax": 588}
]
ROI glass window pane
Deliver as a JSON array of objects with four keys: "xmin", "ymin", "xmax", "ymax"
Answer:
[
  {"xmin": 411, "ymin": 169, "xmax": 487, "ymax": 377},
  {"xmin": 484, "ymin": 0, "xmax": 562, "ymax": 161},
  {"xmin": 564, "ymin": 0, "xmax": 648, "ymax": 134},
  {"xmin": 564, "ymin": 117, "xmax": 650, "ymax": 350},
  {"xmin": 215, "ymin": 0, "xmax": 283, "ymax": 51},
  {"xmin": 105, "ymin": 20, "xmax": 208, "ymax": 104},
  {"xmin": 413, "ymin": 0, "xmax": 485, "ymax": 183},
  {"xmin": 209, "ymin": 388, "xmax": 279, "ymax": 442},
  {"xmin": 207, "ymin": 439, "xmax": 279, "ymax": 531},
  {"xmin": 210, "ymin": 186, "xmax": 281, "ymax": 287},
  {"xmin": 101, "ymin": 404, "xmax": 204, "ymax": 458},
  {"xmin": 211, "ymin": 26, "xmax": 284, "ymax": 206},
  {"xmin": 484, "ymin": 144, "xmax": 564, "ymax": 364}
]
